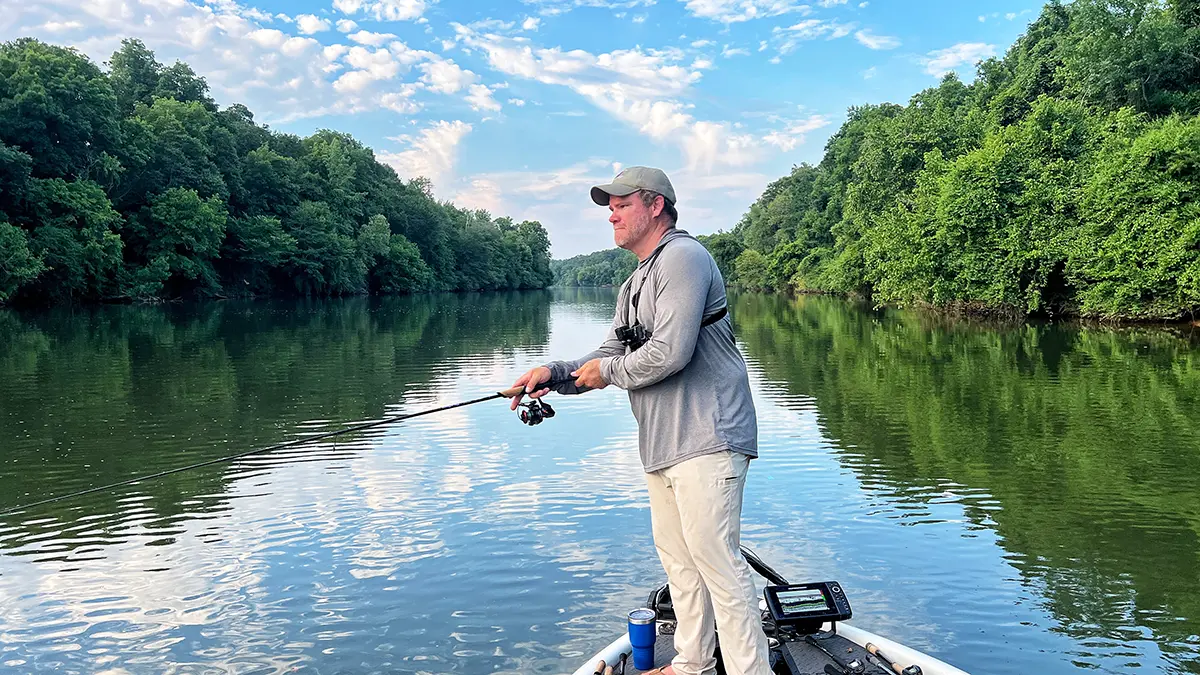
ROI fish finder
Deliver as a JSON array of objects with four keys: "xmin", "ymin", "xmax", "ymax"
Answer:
[{"xmin": 763, "ymin": 581, "xmax": 852, "ymax": 633}]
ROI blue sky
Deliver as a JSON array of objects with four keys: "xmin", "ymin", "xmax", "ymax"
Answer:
[{"xmin": 3, "ymin": 0, "xmax": 1038, "ymax": 258}]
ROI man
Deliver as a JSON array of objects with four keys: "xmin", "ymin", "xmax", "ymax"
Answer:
[{"xmin": 509, "ymin": 166, "xmax": 771, "ymax": 675}]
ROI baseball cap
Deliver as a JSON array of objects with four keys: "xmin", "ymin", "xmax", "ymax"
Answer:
[{"xmin": 590, "ymin": 166, "xmax": 676, "ymax": 206}]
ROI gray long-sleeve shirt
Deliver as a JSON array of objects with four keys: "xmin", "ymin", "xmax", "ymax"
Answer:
[{"xmin": 545, "ymin": 228, "xmax": 758, "ymax": 473}]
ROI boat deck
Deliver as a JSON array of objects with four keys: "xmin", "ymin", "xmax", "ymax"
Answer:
[{"xmin": 610, "ymin": 627, "xmax": 885, "ymax": 674}]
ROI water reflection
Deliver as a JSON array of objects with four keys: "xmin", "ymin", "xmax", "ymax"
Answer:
[
  {"xmin": 0, "ymin": 292, "xmax": 552, "ymax": 526},
  {"xmin": 732, "ymin": 291, "xmax": 1200, "ymax": 673},
  {"xmin": 1, "ymin": 291, "xmax": 1198, "ymax": 674}
]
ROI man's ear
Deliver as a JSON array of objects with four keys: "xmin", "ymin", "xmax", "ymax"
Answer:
[{"xmin": 652, "ymin": 194, "xmax": 665, "ymax": 219}]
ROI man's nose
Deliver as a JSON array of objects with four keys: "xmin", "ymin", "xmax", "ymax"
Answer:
[{"xmin": 609, "ymin": 211, "xmax": 619, "ymax": 224}]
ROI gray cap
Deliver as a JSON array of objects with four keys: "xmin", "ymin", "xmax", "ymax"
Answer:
[{"xmin": 590, "ymin": 166, "xmax": 676, "ymax": 206}]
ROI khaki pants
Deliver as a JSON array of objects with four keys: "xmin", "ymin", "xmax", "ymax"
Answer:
[{"xmin": 645, "ymin": 450, "xmax": 772, "ymax": 675}]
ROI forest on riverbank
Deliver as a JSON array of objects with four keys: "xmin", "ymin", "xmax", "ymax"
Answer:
[
  {"xmin": 0, "ymin": 39, "xmax": 553, "ymax": 306},
  {"xmin": 556, "ymin": 0, "xmax": 1199, "ymax": 321}
]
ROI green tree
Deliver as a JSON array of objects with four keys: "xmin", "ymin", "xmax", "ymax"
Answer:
[
  {"xmin": 219, "ymin": 215, "xmax": 296, "ymax": 293},
  {"xmin": 372, "ymin": 234, "xmax": 433, "ymax": 293},
  {"xmin": 715, "ymin": 0, "xmax": 1200, "ymax": 320},
  {"xmin": 0, "ymin": 37, "xmax": 554, "ymax": 306},
  {"xmin": 283, "ymin": 200, "xmax": 364, "ymax": 296},
  {"xmin": 0, "ymin": 221, "xmax": 44, "ymax": 301},
  {"xmin": 734, "ymin": 249, "xmax": 771, "ymax": 291},
  {"xmin": 130, "ymin": 187, "xmax": 227, "ymax": 297},
  {"xmin": 107, "ymin": 38, "xmax": 162, "ymax": 115},
  {"xmin": 0, "ymin": 38, "xmax": 121, "ymax": 180},
  {"xmin": 1070, "ymin": 113, "xmax": 1200, "ymax": 318},
  {"xmin": 21, "ymin": 178, "xmax": 125, "ymax": 302}
]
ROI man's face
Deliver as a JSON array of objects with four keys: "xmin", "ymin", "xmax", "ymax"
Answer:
[{"xmin": 608, "ymin": 193, "xmax": 656, "ymax": 249}]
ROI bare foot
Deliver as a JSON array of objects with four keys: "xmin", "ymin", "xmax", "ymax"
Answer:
[{"xmin": 643, "ymin": 666, "xmax": 676, "ymax": 675}]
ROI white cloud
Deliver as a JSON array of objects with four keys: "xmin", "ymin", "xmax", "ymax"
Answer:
[
  {"xmin": 721, "ymin": 45, "xmax": 749, "ymax": 57},
  {"xmin": 924, "ymin": 42, "xmax": 995, "ymax": 77},
  {"xmin": 442, "ymin": 156, "xmax": 777, "ymax": 257},
  {"xmin": 334, "ymin": 0, "xmax": 430, "ymax": 22},
  {"xmin": 348, "ymin": 30, "xmax": 398, "ymax": 46},
  {"xmin": 378, "ymin": 120, "xmax": 473, "ymax": 188},
  {"xmin": 508, "ymin": 98, "xmax": 527, "ymax": 106},
  {"xmin": 829, "ymin": 23, "xmax": 854, "ymax": 39},
  {"xmin": 453, "ymin": 178, "xmax": 506, "ymax": 215},
  {"xmin": 2, "ymin": 0, "xmax": 441, "ymax": 125},
  {"xmin": 41, "ymin": 20, "xmax": 85, "ymax": 32},
  {"xmin": 691, "ymin": 39, "xmax": 714, "ymax": 47},
  {"xmin": 818, "ymin": 0, "xmax": 848, "ymax": 5},
  {"xmin": 466, "ymin": 83, "xmax": 502, "ymax": 111},
  {"xmin": 420, "ymin": 58, "xmax": 476, "ymax": 94},
  {"xmin": 762, "ymin": 114, "xmax": 830, "ymax": 151},
  {"xmin": 520, "ymin": 0, "xmax": 654, "ymax": 17},
  {"xmin": 295, "ymin": 14, "xmax": 331, "ymax": 34},
  {"xmin": 336, "ymin": 18, "xmax": 359, "ymax": 32},
  {"xmin": 522, "ymin": 16, "xmax": 541, "ymax": 30},
  {"xmin": 453, "ymin": 25, "xmax": 766, "ymax": 171},
  {"xmin": 690, "ymin": 57, "xmax": 714, "ymax": 69},
  {"xmin": 632, "ymin": 14, "xmax": 647, "ymax": 23},
  {"xmin": 862, "ymin": 66, "xmax": 876, "ymax": 79},
  {"xmin": 246, "ymin": 28, "xmax": 288, "ymax": 49},
  {"xmin": 682, "ymin": 0, "xmax": 810, "ymax": 23},
  {"xmin": 772, "ymin": 19, "xmax": 856, "ymax": 55},
  {"xmin": 854, "ymin": 30, "xmax": 899, "ymax": 50},
  {"xmin": 380, "ymin": 85, "xmax": 422, "ymax": 113},
  {"xmin": 333, "ymin": 45, "xmax": 408, "ymax": 92},
  {"xmin": 467, "ymin": 18, "xmax": 516, "ymax": 31}
]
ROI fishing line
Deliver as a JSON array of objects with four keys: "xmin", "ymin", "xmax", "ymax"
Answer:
[{"xmin": 0, "ymin": 379, "xmax": 570, "ymax": 518}]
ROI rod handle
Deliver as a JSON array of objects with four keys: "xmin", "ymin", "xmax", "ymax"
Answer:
[
  {"xmin": 498, "ymin": 379, "xmax": 560, "ymax": 398},
  {"xmin": 865, "ymin": 643, "xmax": 903, "ymax": 674}
]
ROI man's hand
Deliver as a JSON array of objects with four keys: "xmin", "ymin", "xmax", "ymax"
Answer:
[
  {"xmin": 510, "ymin": 365, "xmax": 552, "ymax": 410},
  {"xmin": 571, "ymin": 359, "xmax": 608, "ymax": 391}
]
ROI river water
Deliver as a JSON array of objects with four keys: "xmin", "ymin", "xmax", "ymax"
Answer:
[{"xmin": 1, "ymin": 289, "xmax": 1198, "ymax": 674}]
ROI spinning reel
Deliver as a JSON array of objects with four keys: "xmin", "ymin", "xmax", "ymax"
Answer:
[{"xmin": 517, "ymin": 399, "xmax": 556, "ymax": 426}]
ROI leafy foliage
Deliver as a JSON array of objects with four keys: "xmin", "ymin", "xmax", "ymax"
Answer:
[
  {"xmin": 725, "ymin": 0, "xmax": 1200, "ymax": 320},
  {"xmin": 0, "ymin": 38, "xmax": 553, "ymax": 305},
  {"xmin": 551, "ymin": 247, "xmax": 638, "ymax": 287}
]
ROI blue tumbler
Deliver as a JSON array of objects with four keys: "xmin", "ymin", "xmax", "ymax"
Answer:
[{"xmin": 627, "ymin": 607, "xmax": 657, "ymax": 670}]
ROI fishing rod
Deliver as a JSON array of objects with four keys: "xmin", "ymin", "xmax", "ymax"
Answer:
[
  {"xmin": 0, "ymin": 379, "xmax": 570, "ymax": 518},
  {"xmin": 865, "ymin": 643, "xmax": 922, "ymax": 675}
]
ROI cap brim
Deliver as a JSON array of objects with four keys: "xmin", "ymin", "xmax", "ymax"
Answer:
[{"xmin": 590, "ymin": 183, "xmax": 639, "ymax": 206}]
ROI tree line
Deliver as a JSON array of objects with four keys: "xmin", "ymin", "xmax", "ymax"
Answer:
[
  {"xmin": 0, "ymin": 38, "xmax": 554, "ymax": 306},
  {"xmin": 732, "ymin": 291, "xmax": 1200, "ymax": 658},
  {"xmin": 551, "ymin": 248, "xmax": 637, "ymax": 287},
  {"xmin": 722, "ymin": 0, "xmax": 1200, "ymax": 321},
  {"xmin": 558, "ymin": 0, "xmax": 1199, "ymax": 322}
]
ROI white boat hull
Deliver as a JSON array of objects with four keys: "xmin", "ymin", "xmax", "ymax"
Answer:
[{"xmin": 569, "ymin": 621, "xmax": 970, "ymax": 675}]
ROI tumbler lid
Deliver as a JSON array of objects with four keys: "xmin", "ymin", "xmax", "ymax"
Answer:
[{"xmin": 628, "ymin": 608, "xmax": 656, "ymax": 624}]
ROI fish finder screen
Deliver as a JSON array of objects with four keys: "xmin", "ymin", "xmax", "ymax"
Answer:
[{"xmin": 776, "ymin": 588, "xmax": 830, "ymax": 614}]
